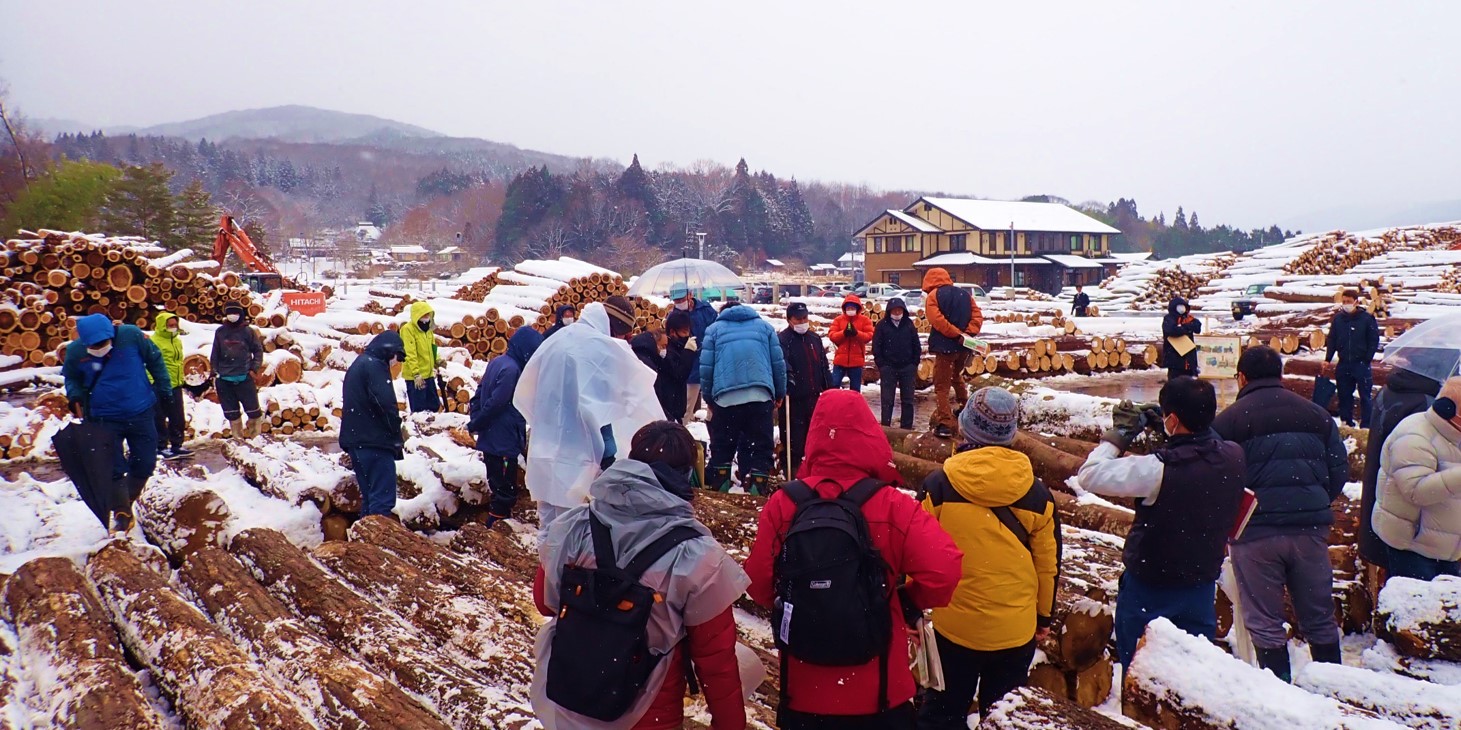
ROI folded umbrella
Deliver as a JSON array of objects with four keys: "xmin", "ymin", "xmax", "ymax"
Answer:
[{"xmin": 52, "ymin": 420, "xmax": 122, "ymax": 526}]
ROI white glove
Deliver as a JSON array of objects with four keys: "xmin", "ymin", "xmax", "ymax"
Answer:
[
  {"xmin": 684, "ymin": 336, "xmax": 698, "ymax": 352},
  {"xmin": 414, "ymin": 376, "xmax": 425, "ymax": 389}
]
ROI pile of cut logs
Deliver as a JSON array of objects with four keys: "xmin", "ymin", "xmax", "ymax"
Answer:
[
  {"xmin": 1130, "ymin": 256, "xmax": 1236, "ymax": 310},
  {"xmin": 451, "ymin": 269, "xmax": 503, "ymax": 303},
  {"xmin": 0, "ymin": 231, "xmax": 258, "ymax": 366},
  {"xmin": 964, "ymin": 336, "xmax": 1159, "ymax": 378},
  {"xmin": 1282, "ymin": 226, "xmax": 1461, "ymax": 277}
]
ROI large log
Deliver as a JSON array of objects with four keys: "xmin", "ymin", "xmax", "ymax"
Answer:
[
  {"xmin": 222, "ymin": 439, "xmax": 361, "ymax": 511},
  {"xmin": 134, "ymin": 482, "xmax": 230, "ymax": 561},
  {"xmin": 1041, "ymin": 526, "xmax": 1123, "ymax": 673},
  {"xmin": 85, "ymin": 542, "xmax": 315, "ymax": 729},
  {"xmin": 0, "ymin": 557, "xmax": 167, "ymax": 729},
  {"xmin": 1376, "ymin": 576, "xmax": 1461, "ymax": 663},
  {"xmin": 978, "ymin": 686, "xmax": 1129, "ymax": 729},
  {"xmin": 177, "ymin": 546, "xmax": 451, "ymax": 730},
  {"xmin": 1295, "ymin": 661, "xmax": 1461, "ymax": 730}
]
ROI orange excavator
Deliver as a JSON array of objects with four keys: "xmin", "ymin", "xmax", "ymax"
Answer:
[{"xmin": 211, "ymin": 215, "xmax": 326, "ymax": 314}]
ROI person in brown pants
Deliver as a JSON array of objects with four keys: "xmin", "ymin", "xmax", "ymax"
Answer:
[{"xmin": 922, "ymin": 268, "xmax": 984, "ymax": 438}]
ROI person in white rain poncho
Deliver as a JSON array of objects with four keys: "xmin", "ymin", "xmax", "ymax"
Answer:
[{"xmin": 514, "ymin": 300, "xmax": 664, "ymax": 532}]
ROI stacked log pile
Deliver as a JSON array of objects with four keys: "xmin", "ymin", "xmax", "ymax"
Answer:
[
  {"xmin": 1129, "ymin": 255, "xmax": 1237, "ymax": 310},
  {"xmin": 1295, "ymin": 662, "xmax": 1461, "ymax": 730},
  {"xmin": 978, "ymin": 687, "xmax": 1131, "ymax": 730},
  {"xmin": 1284, "ymin": 226, "xmax": 1461, "ymax": 277},
  {"xmin": 1027, "ymin": 526, "xmax": 1123, "ymax": 709},
  {"xmin": 451, "ymin": 268, "xmax": 503, "ymax": 302},
  {"xmin": 1376, "ymin": 576, "xmax": 1461, "ymax": 664},
  {"xmin": 964, "ymin": 336, "xmax": 1159, "ymax": 379}
]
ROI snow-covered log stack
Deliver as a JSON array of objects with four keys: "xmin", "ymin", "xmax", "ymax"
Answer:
[
  {"xmin": 1131, "ymin": 256, "xmax": 1237, "ymax": 310},
  {"xmin": 1027, "ymin": 526, "xmax": 1123, "ymax": 709},
  {"xmin": 1295, "ymin": 661, "xmax": 1461, "ymax": 730},
  {"xmin": 965, "ymin": 337, "xmax": 1158, "ymax": 379},
  {"xmin": 1282, "ymin": 226, "xmax": 1461, "ymax": 278},
  {"xmin": 451, "ymin": 267, "xmax": 502, "ymax": 302},
  {"xmin": 1376, "ymin": 576, "xmax": 1461, "ymax": 663},
  {"xmin": 978, "ymin": 687, "xmax": 1131, "ymax": 729}
]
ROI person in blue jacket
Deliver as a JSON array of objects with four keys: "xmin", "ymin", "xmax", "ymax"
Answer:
[
  {"xmin": 699, "ymin": 301, "xmax": 786, "ymax": 495},
  {"xmin": 62, "ymin": 313, "xmax": 172, "ymax": 532},
  {"xmin": 340, "ymin": 330, "xmax": 407, "ymax": 518},
  {"xmin": 468, "ymin": 326, "xmax": 543, "ymax": 527},
  {"xmin": 672, "ymin": 284, "xmax": 719, "ymax": 421}
]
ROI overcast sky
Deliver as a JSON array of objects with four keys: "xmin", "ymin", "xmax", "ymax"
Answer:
[{"xmin": 3, "ymin": 0, "xmax": 1458, "ymax": 230}]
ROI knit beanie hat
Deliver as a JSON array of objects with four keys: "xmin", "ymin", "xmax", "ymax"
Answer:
[{"xmin": 959, "ymin": 387, "xmax": 1019, "ymax": 446}]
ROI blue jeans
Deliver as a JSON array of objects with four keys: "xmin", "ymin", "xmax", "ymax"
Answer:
[
  {"xmin": 349, "ymin": 446, "xmax": 398, "ymax": 517},
  {"xmin": 1389, "ymin": 546, "xmax": 1461, "ymax": 580},
  {"xmin": 831, "ymin": 364, "xmax": 863, "ymax": 392},
  {"xmin": 1115, "ymin": 573, "xmax": 1217, "ymax": 668},
  {"xmin": 1335, "ymin": 361, "xmax": 1373, "ymax": 426},
  {"xmin": 94, "ymin": 412, "xmax": 159, "ymax": 482}
]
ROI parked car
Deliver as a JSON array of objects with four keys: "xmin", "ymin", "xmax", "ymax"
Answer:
[
  {"xmin": 1231, "ymin": 283, "xmax": 1271, "ymax": 320},
  {"xmin": 866, "ymin": 283, "xmax": 903, "ymax": 300},
  {"xmin": 953, "ymin": 283, "xmax": 992, "ymax": 303},
  {"xmin": 750, "ymin": 285, "xmax": 773, "ymax": 304},
  {"xmin": 894, "ymin": 289, "xmax": 925, "ymax": 307}
]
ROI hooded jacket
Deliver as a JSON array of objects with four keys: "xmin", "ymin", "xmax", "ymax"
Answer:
[
  {"xmin": 151, "ymin": 312, "xmax": 185, "ymax": 389},
  {"xmin": 828, "ymin": 294, "xmax": 875, "ymax": 368},
  {"xmin": 871, "ymin": 298, "xmax": 921, "ymax": 370},
  {"xmin": 778, "ymin": 325, "xmax": 831, "ymax": 401},
  {"xmin": 745, "ymin": 390, "xmax": 962, "ymax": 716},
  {"xmin": 210, "ymin": 308, "xmax": 263, "ymax": 379},
  {"xmin": 920, "ymin": 446, "xmax": 1060, "ymax": 652},
  {"xmin": 63, "ymin": 314, "xmax": 170, "ymax": 419},
  {"xmin": 699, "ymin": 305, "xmax": 786, "ymax": 405},
  {"xmin": 683, "ymin": 298, "xmax": 719, "ymax": 387},
  {"xmin": 1326, "ymin": 306, "xmax": 1380, "ymax": 365},
  {"xmin": 630, "ymin": 331, "xmax": 695, "ymax": 421},
  {"xmin": 1360, "ymin": 368, "xmax": 1441, "ymax": 566},
  {"xmin": 470, "ymin": 326, "xmax": 544, "ymax": 457},
  {"xmin": 400, "ymin": 301, "xmax": 438, "ymax": 381},
  {"xmin": 1161, "ymin": 297, "xmax": 1202, "ymax": 374},
  {"xmin": 922, "ymin": 268, "xmax": 984, "ymax": 355},
  {"xmin": 340, "ymin": 331, "xmax": 405, "ymax": 453},
  {"xmin": 1375, "ymin": 408, "xmax": 1461, "ymax": 562},
  {"xmin": 544, "ymin": 304, "xmax": 576, "ymax": 339},
  {"xmin": 532, "ymin": 459, "xmax": 751, "ymax": 730}
]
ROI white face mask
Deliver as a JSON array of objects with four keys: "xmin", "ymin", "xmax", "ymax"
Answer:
[
  {"xmin": 167, "ymin": 326, "xmax": 179, "ymax": 335},
  {"xmin": 658, "ymin": 348, "xmax": 668, "ymax": 358},
  {"xmin": 793, "ymin": 322, "xmax": 810, "ymax": 334},
  {"xmin": 891, "ymin": 313, "xmax": 904, "ymax": 323},
  {"xmin": 562, "ymin": 316, "xmax": 575, "ymax": 326},
  {"xmin": 1176, "ymin": 305, "xmax": 1187, "ymax": 315},
  {"xmin": 844, "ymin": 308, "xmax": 858, "ymax": 317},
  {"xmin": 226, "ymin": 313, "xmax": 241, "ymax": 323},
  {"xmin": 675, "ymin": 300, "xmax": 692, "ymax": 311},
  {"xmin": 1342, "ymin": 303, "xmax": 1356, "ymax": 313},
  {"xmin": 88, "ymin": 343, "xmax": 113, "ymax": 357}
]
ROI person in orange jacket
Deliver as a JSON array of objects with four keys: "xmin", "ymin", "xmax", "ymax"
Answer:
[
  {"xmin": 923, "ymin": 268, "xmax": 985, "ymax": 438},
  {"xmin": 828, "ymin": 294, "xmax": 874, "ymax": 392}
]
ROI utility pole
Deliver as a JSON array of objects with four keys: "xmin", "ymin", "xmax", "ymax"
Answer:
[
  {"xmin": 1009, "ymin": 221, "xmax": 1016, "ymax": 290},
  {"xmin": 695, "ymin": 231, "xmax": 707, "ymax": 260}
]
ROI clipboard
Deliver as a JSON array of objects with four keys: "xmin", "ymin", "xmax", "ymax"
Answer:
[{"xmin": 1167, "ymin": 335, "xmax": 1197, "ymax": 357}]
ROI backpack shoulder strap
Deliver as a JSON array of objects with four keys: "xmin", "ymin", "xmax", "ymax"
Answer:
[
  {"xmin": 780, "ymin": 479, "xmax": 816, "ymax": 505},
  {"xmin": 990, "ymin": 506, "xmax": 1031, "ymax": 551},
  {"xmin": 840, "ymin": 478, "xmax": 888, "ymax": 507},
  {"xmin": 587, "ymin": 512, "xmax": 620, "ymax": 574},
  {"xmin": 622, "ymin": 526, "xmax": 703, "ymax": 582}
]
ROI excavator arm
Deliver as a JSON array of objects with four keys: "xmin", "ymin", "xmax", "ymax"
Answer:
[{"xmin": 212, "ymin": 215, "xmax": 278, "ymax": 274}]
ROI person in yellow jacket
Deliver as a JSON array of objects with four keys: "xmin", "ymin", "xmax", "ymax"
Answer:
[
  {"xmin": 151, "ymin": 312, "xmax": 192, "ymax": 459},
  {"xmin": 917, "ymin": 386, "xmax": 1060, "ymax": 725},
  {"xmin": 401, "ymin": 301, "xmax": 441, "ymax": 412}
]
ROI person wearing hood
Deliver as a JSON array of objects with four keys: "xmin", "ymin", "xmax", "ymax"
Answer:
[
  {"xmin": 922, "ymin": 267, "xmax": 984, "ymax": 439},
  {"xmin": 531, "ymin": 421, "xmax": 753, "ymax": 730},
  {"xmin": 828, "ymin": 294, "xmax": 874, "ymax": 392},
  {"xmin": 778, "ymin": 302, "xmax": 831, "ymax": 478},
  {"xmin": 1071, "ymin": 285, "xmax": 1091, "ymax": 317},
  {"xmin": 341, "ymin": 330, "xmax": 407, "ymax": 518},
  {"xmin": 699, "ymin": 301, "xmax": 787, "ymax": 495},
  {"xmin": 1373, "ymin": 376, "xmax": 1461, "ymax": 580},
  {"xmin": 515, "ymin": 300, "xmax": 664, "ymax": 535},
  {"xmin": 544, "ymin": 305, "xmax": 577, "ymax": 339},
  {"xmin": 671, "ymin": 284, "xmax": 719, "ymax": 421},
  {"xmin": 918, "ymin": 387, "xmax": 1060, "ymax": 723},
  {"xmin": 630, "ymin": 310, "xmax": 697, "ymax": 423},
  {"xmin": 209, "ymin": 302, "xmax": 265, "ymax": 439},
  {"xmin": 469, "ymin": 326, "xmax": 544, "ymax": 527},
  {"xmin": 1161, "ymin": 296, "xmax": 1202, "ymax": 380},
  {"xmin": 1325, "ymin": 289, "xmax": 1380, "ymax": 428},
  {"xmin": 63, "ymin": 313, "xmax": 173, "ymax": 533},
  {"xmin": 745, "ymin": 390, "xmax": 963, "ymax": 727},
  {"xmin": 402, "ymin": 301, "xmax": 441, "ymax": 413},
  {"xmin": 871, "ymin": 297, "xmax": 921, "ymax": 429},
  {"xmin": 151, "ymin": 312, "xmax": 192, "ymax": 459}
]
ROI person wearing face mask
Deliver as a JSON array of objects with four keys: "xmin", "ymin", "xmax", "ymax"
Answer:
[
  {"xmin": 63, "ymin": 313, "xmax": 173, "ymax": 533},
  {"xmin": 1325, "ymin": 289, "xmax": 1380, "ymax": 428},
  {"xmin": 670, "ymin": 284, "xmax": 719, "ymax": 422},
  {"xmin": 1373, "ymin": 376, "xmax": 1461, "ymax": 580},
  {"xmin": 1161, "ymin": 296, "xmax": 1203, "ymax": 381},
  {"xmin": 544, "ymin": 304, "xmax": 577, "ymax": 339},
  {"xmin": 700, "ymin": 300, "xmax": 787, "ymax": 496},
  {"xmin": 151, "ymin": 312, "xmax": 192, "ymax": 460},
  {"xmin": 871, "ymin": 297, "xmax": 921, "ymax": 429},
  {"xmin": 827, "ymin": 294, "xmax": 874, "ymax": 392},
  {"xmin": 469, "ymin": 325, "xmax": 543, "ymax": 528},
  {"xmin": 209, "ymin": 303, "xmax": 265, "ymax": 439},
  {"xmin": 630, "ymin": 310, "xmax": 698, "ymax": 422},
  {"xmin": 778, "ymin": 303, "xmax": 830, "ymax": 478},
  {"xmin": 1075, "ymin": 377, "xmax": 1246, "ymax": 669},
  {"xmin": 340, "ymin": 330, "xmax": 408, "ymax": 518},
  {"xmin": 401, "ymin": 301, "xmax": 442, "ymax": 413}
]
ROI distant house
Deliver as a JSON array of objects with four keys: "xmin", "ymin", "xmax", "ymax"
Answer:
[
  {"xmin": 808, "ymin": 263, "xmax": 839, "ymax": 274},
  {"xmin": 436, "ymin": 246, "xmax": 466, "ymax": 264},
  {"xmin": 854, "ymin": 197, "xmax": 1120, "ymax": 293},
  {"xmin": 765, "ymin": 258, "xmax": 786, "ymax": 269},
  {"xmin": 355, "ymin": 222, "xmax": 383, "ymax": 244},
  {"xmin": 388, "ymin": 245, "xmax": 429, "ymax": 263},
  {"xmin": 285, "ymin": 235, "xmax": 334, "ymax": 259},
  {"xmin": 836, "ymin": 251, "xmax": 865, "ymax": 276}
]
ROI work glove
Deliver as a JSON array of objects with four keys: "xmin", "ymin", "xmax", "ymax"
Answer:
[
  {"xmin": 1102, "ymin": 400, "xmax": 1149, "ymax": 452},
  {"xmin": 414, "ymin": 376, "xmax": 426, "ymax": 390},
  {"xmin": 844, "ymin": 323, "xmax": 857, "ymax": 338},
  {"xmin": 156, "ymin": 389, "xmax": 172, "ymax": 406},
  {"xmin": 684, "ymin": 337, "xmax": 698, "ymax": 352}
]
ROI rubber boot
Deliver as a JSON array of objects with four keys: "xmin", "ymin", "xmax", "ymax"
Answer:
[
  {"xmin": 1309, "ymin": 642, "xmax": 1342, "ymax": 665},
  {"xmin": 745, "ymin": 473, "xmax": 771, "ymax": 497},
  {"xmin": 1255, "ymin": 646, "xmax": 1292, "ymax": 683},
  {"xmin": 229, "ymin": 418, "xmax": 245, "ymax": 439},
  {"xmin": 706, "ymin": 465, "xmax": 732, "ymax": 493},
  {"xmin": 109, "ymin": 510, "xmax": 134, "ymax": 535},
  {"xmin": 244, "ymin": 417, "xmax": 260, "ymax": 438}
]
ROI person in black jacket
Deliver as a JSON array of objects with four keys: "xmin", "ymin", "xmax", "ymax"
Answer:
[
  {"xmin": 629, "ymin": 310, "xmax": 698, "ymax": 423},
  {"xmin": 1212, "ymin": 346, "xmax": 1348, "ymax": 681},
  {"xmin": 1325, "ymin": 290, "xmax": 1381, "ymax": 427},
  {"xmin": 340, "ymin": 331, "xmax": 406, "ymax": 518},
  {"xmin": 1161, "ymin": 296, "xmax": 1202, "ymax": 380},
  {"xmin": 871, "ymin": 297, "xmax": 921, "ymax": 429},
  {"xmin": 543, "ymin": 304, "xmax": 576, "ymax": 339},
  {"xmin": 777, "ymin": 302, "xmax": 830, "ymax": 476},
  {"xmin": 209, "ymin": 303, "xmax": 265, "ymax": 439},
  {"xmin": 1072, "ymin": 285, "xmax": 1091, "ymax": 317}
]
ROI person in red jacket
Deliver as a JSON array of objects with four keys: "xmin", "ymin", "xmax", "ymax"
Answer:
[
  {"xmin": 828, "ymin": 294, "xmax": 875, "ymax": 392},
  {"xmin": 746, "ymin": 390, "xmax": 963, "ymax": 729}
]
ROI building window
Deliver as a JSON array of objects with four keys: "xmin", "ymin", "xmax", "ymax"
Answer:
[
  {"xmin": 1071, "ymin": 234, "xmax": 1082, "ymax": 252},
  {"xmin": 889, "ymin": 272, "xmax": 901, "ymax": 286},
  {"xmin": 1014, "ymin": 271, "xmax": 1026, "ymax": 287},
  {"xmin": 950, "ymin": 233, "xmax": 967, "ymax": 251}
]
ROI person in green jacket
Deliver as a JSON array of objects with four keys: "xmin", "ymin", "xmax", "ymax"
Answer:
[
  {"xmin": 151, "ymin": 312, "xmax": 192, "ymax": 459},
  {"xmin": 401, "ymin": 300, "xmax": 441, "ymax": 412}
]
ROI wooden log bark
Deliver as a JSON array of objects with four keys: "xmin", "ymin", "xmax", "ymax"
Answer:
[
  {"xmin": 229, "ymin": 528, "xmax": 528, "ymax": 729},
  {"xmin": 978, "ymin": 686, "xmax": 1130, "ymax": 729},
  {"xmin": 222, "ymin": 439, "xmax": 361, "ymax": 511},
  {"xmin": 1041, "ymin": 526, "xmax": 1122, "ymax": 673},
  {"xmin": 177, "ymin": 546, "xmax": 452, "ymax": 730},
  {"xmin": 0, "ymin": 557, "xmax": 167, "ymax": 730},
  {"xmin": 135, "ymin": 484, "xmax": 230, "ymax": 561},
  {"xmin": 1376, "ymin": 576, "xmax": 1461, "ymax": 663},
  {"xmin": 1295, "ymin": 661, "xmax": 1461, "ymax": 730},
  {"xmin": 86, "ymin": 542, "xmax": 315, "ymax": 730}
]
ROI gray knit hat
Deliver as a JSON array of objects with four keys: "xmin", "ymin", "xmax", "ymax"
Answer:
[{"xmin": 959, "ymin": 387, "xmax": 1019, "ymax": 446}]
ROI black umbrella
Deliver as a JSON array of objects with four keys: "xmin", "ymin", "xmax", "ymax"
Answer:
[{"xmin": 52, "ymin": 420, "xmax": 122, "ymax": 526}]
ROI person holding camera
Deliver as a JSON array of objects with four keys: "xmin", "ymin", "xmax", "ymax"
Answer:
[{"xmin": 1075, "ymin": 377, "xmax": 1246, "ymax": 669}]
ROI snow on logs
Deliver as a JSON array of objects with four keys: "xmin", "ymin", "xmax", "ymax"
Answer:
[
  {"xmin": 85, "ymin": 542, "xmax": 316, "ymax": 729},
  {"xmin": 134, "ymin": 481, "xmax": 230, "ymax": 561},
  {"xmin": 1027, "ymin": 527, "xmax": 1123, "ymax": 708},
  {"xmin": 977, "ymin": 686, "xmax": 1131, "ymax": 730},
  {"xmin": 223, "ymin": 438, "xmax": 361, "ymax": 512},
  {"xmin": 1294, "ymin": 661, "xmax": 1461, "ymax": 730},
  {"xmin": 0, "ymin": 557, "xmax": 167, "ymax": 729},
  {"xmin": 963, "ymin": 336, "xmax": 1159, "ymax": 378},
  {"xmin": 1376, "ymin": 576, "xmax": 1461, "ymax": 664}
]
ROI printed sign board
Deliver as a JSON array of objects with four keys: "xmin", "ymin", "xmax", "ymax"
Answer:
[
  {"xmin": 1194, "ymin": 335, "xmax": 1241, "ymax": 380},
  {"xmin": 282, "ymin": 291, "xmax": 327, "ymax": 316}
]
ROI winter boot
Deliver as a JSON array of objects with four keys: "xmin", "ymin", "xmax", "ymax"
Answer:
[
  {"xmin": 745, "ymin": 473, "xmax": 771, "ymax": 497},
  {"xmin": 1309, "ymin": 642, "xmax": 1342, "ymax": 665},
  {"xmin": 109, "ymin": 510, "xmax": 134, "ymax": 536},
  {"xmin": 228, "ymin": 418, "xmax": 245, "ymax": 439},
  {"xmin": 706, "ymin": 465, "xmax": 733, "ymax": 493},
  {"xmin": 1255, "ymin": 646, "xmax": 1292, "ymax": 683},
  {"xmin": 244, "ymin": 418, "xmax": 260, "ymax": 438}
]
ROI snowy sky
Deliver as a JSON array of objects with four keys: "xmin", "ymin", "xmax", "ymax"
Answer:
[{"xmin": 2, "ymin": 0, "xmax": 1459, "ymax": 230}]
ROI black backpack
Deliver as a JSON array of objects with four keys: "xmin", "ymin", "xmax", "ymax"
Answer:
[
  {"xmin": 546, "ymin": 513, "xmax": 701, "ymax": 721},
  {"xmin": 773, "ymin": 478, "xmax": 894, "ymax": 717}
]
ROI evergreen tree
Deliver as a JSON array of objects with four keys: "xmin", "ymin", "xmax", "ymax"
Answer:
[
  {"xmin": 1188, "ymin": 210, "xmax": 1200, "ymax": 231},
  {"xmin": 173, "ymin": 179, "xmax": 218, "ymax": 251},
  {"xmin": 365, "ymin": 184, "xmax": 390, "ymax": 227},
  {"xmin": 1173, "ymin": 206, "xmax": 1188, "ymax": 230},
  {"xmin": 101, "ymin": 163, "xmax": 181, "ymax": 248},
  {"xmin": 0, "ymin": 160, "xmax": 122, "ymax": 237}
]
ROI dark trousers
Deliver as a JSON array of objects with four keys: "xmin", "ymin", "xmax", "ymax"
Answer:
[
  {"xmin": 879, "ymin": 365, "xmax": 917, "ymax": 429},
  {"xmin": 1230, "ymin": 533, "xmax": 1339, "ymax": 649},
  {"xmin": 94, "ymin": 412, "xmax": 159, "ymax": 483},
  {"xmin": 406, "ymin": 379, "xmax": 440, "ymax": 413},
  {"xmin": 918, "ymin": 633, "xmax": 1036, "ymax": 726},
  {"xmin": 709, "ymin": 399, "xmax": 775, "ymax": 477},
  {"xmin": 349, "ymin": 446, "xmax": 398, "ymax": 517},
  {"xmin": 831, "ymin": 364, "xmax": 864, "ymax": 392},
  {"xmin": 217, "ymin": 377, "xmax": 262, "ymax": 421},
  {"xmin": 1335, "ymin": 361, "xmax": 1373, "ymax": 427},
  {"xmin": 780, "ymin": 395, "xmax": 818, "ymax": 477},
  {"xmin": 482, "ymin": 453, "xmax": 518, "ymax": 518},
  {"xmin": 1114, "ymin": 574, "xmax": 1216, "ymax": 668},
  {"xmin": 152, "ymin": 386, "xmax": 185, "ymax": 450},
  {"xmin": 1389, "ymin": 546, "xmax": 1461, "ymax": 580},
  {"xmin": 781, "ymin": 703, "xmax": 915, "ymax": 730}
]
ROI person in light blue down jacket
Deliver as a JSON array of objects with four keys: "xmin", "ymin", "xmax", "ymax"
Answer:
[
  {"xmin": 699, "ymin": 302, "xmax": 786, "ymax": 496},
  {"xmin": 468, "ymin": 326, "xmax": 543, "ymax": 527},
  {"xmin": 672, "ymin": 284, "xmax": 720, "ymax": 421},
  {"xmin": 62, "ymin": 313, "xmax": 172, "ymax": 531}
]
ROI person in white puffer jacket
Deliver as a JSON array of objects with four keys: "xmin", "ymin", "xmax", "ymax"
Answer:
[{"xmin": 1374, "ymin": 376, "xmax": 1461, "ymax": 580}]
